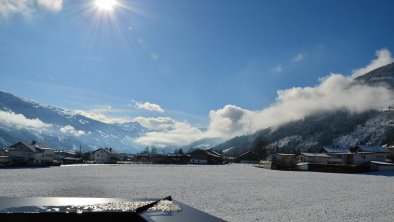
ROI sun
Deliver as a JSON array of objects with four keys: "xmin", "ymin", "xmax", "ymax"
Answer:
[{"xmin": 95, "ymin": 0, "xmax": 117, "ymax": 11}]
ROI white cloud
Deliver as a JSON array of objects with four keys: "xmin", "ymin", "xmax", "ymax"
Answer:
[
  {"xmin": 0, "ymin": 0, "xmax": 32, "ymax": 18},
  {"xmin": 133, "ymin": 117, "xmax": 175, "ymax": 129},
  {"xmin": 74, "ymin": 105, "xmax": 134, "ymax": 124},
  {"xmin": 60, "ymin": 125, "xmax": 86, "ymax": 137},
  {"xmin": 204, "ymin": 74, "xmax": 393, "ymax": 139},
  {"xmin": 37, "ymin": 0, "xmax": 62, "ymax": 11},
  {"xmin": 134, "ymin": 118, "xmax": 204, "ymax": 147},
  {"xmin": 292, "ymin": 53, "xmax": 304, "ymax": 62},
  {"xmin": 135, "ymin": 102, "xmax": 164, "ymax": 113},
  {"xmin": 206, "ymin": 105, "xmax": 254, "ymax": 138},
  {"xmin": 259, "ymin": 74, "xmax": 392, "ymax": 125},
  {"xmin": 204, "ymin": 49, "xmax": 394, "ymax": 139},
  {"xmin": 0, "ymin": 110, "xmax": 52, "ymax": 131},
  {"xmin": 74, "ymin": 109, "xmax": 131, "ymax": 124},
  {"xmin": 351, "ymin": 48, "xmax": 394, "ymax": 78},
  {"xmin": 272, "ymin": 65, "xmax": 283, "ymax": 73},
  {"xmin": 0, "ymin": 0, "xmax": 63, "ymax": 19}
]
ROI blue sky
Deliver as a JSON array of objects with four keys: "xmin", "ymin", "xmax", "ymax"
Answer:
[{"xmin": 1, "ymin": 0, "xmax": 394, "ymax": 146}]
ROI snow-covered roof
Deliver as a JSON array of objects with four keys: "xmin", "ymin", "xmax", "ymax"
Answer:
[
  {"xmin": 191, "ymin": 149, "xmax": 222, "ymax": 158},
  {"xmin": 297, "ymin": 162, "xmax": 309, "ymax": 166},
  {"xmin": 275, "ymin": 153, "xmax": 295, "ymax": 156},
  {"xmin": 239, "ymin": 151, "xmax": 256, "ymax": 157},
  {"xmin": 370, "ymin": 161, "xmax": 394, "ymax": 166},
  {"xmin": 322, "ymin": 146, "xmax": 351, "ymax": 153},
  {"xmin": 63, "ymin": 157, "xmax": 82, "ymax": 161},
  {"xmin": 355, "ymin": 145, "xmax": 387, "ymax": 153},
  {"xmin": 206, "ymin": 149, "xmax": 221, "ymax": 158},
  {"xmin": 300, "ymin": 153, "xmax": 331, "ymax": 158},
  {"xmin": 10, "ymin": 141, "xmax": 51, "ymax": 153},
  {"xmin": 93, "ymin": 147, "xmax": 116, "ymax": 154}
]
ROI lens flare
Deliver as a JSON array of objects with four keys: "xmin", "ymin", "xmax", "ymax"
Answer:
[{"xmin": 95, "ymin": 0, "xmax": 117, "ymax": 11}]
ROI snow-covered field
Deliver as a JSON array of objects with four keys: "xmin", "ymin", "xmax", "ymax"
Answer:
[{"xmin": 1, "ymin": 164, "xmax": 393, "ymax": 221}]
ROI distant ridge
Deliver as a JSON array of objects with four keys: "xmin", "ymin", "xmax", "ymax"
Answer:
[
  {"xmin": 356, "ymin": 62, "xmax": 394, "ymax": 87},
  {"xmin": 0, "ymin": 91, "xmax": 145, "ymax": 153}
]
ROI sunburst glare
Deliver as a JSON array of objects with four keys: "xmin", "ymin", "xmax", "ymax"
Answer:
[{"xmin": 95, "ymin": 0, "xmax": 117, "ymax": 11}]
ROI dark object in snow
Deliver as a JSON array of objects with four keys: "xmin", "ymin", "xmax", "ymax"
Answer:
[
  {"xmin": 135, "ymin": 196, "xmax": 172, "ymax": 213},
  {"xmin": 0, "ymin": 196, "xmax": 225, "ymax": 222}
]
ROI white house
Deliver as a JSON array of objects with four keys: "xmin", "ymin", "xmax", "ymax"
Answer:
[
  {"xmin": 387, "ymin": 146, "xmax": 394, "ymax": 161},
  {"xmin": 352, "ymin": 145, "xmax": 389, "ymax": 165},
  {"xmin": 321, "ymin": 146, "xmax": 352, "ymax": 164},
  {"xmin": 298, "ymin": 153, "xmax": 332, "ymax": 164},
  {"xmin": 0, "ymin": 148, "xmax": 8, "ymax": 156},
  {"xmin": 33, "ymin": 147, "xmax": 55, "ymax": 165},
  {"xmin": 349, "ymin": 152, "xmax": 387, "ymax": 165},
  {"xmin": 325, "ymin": 152, "xmax": 387, "ymax": 165},
  {"xmin": 93, "ymin": 148, "xmax": 117, "ymax": 164},
  {"xmin": 8, "ymin": 141, "xmax": 54, "ymax": 165}
]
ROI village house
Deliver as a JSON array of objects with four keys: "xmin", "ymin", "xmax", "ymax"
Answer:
[
  {"xmin": 0, "ymin": 148, "xmax": 8, "ymax": 156},
  {"xmin": 54, "ymin": 150, "xmax": 83, "ymax": 165},
  {"xmin": 321, "ymin": 146, "xmax": 351, "ymax": 154},
  {"xmin": 321, "ymin": 146, "xmax": 352, "ymax": 164},
  {"xmin": 236, "ymin": 151, "xmax": 259, "ymax": 164},
  {"xmin": 350, "ymin": 145, "xmax": 388, "ymax": 165},
  {"xmin": 260, "ymin": 153, "xmax": 297, "ymax": 170},
  {"xmin": 0, "ymin": 148, "xmax": 10, "ymax": 167},
  {"xmin": 354, "ymin": 145, "xmax": 388, "ymax": 154},
  {"xmin": 92, "ymin": 147, "xmax": 118, "ymax": 164},
  {"xmin": 8, "ymin": 141, "xmax": 54, "ymax": 166},
  {"xmin": 320, "ymin": 145, "xmax": 388, "ymax": 165},
  {"xmin": 189, "ymin": 149, "xmax": 222, "ymax": 164},
  {"xmin": 346, "ymin": 152, "xmax": 387, "ymax": 165},
  {"xmin": 133, "ymin": 153, "xmax": 151, "ymax": 163},
  {"xmin": 298, "ymin": 153, "xmax": 332, "ymax": 164},
  {"xmin": 54, "ymin": 150, "xmax": 80, "ymax": 160},
  {"xmin": 148, "ymin": 154, "xmax": 191, "ymax": 164},
  {"xmin": 386, "ymin": 146, "xmax": 394, "ymax": 161}
]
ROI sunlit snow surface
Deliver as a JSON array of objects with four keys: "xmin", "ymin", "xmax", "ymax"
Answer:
[
  {"xmin": 0, "ymin": 164, "xmax": 393, "ymax": 221},
  {"xmin": 0, "ymin": 200, "xmax": 181, "ymax": 213}
]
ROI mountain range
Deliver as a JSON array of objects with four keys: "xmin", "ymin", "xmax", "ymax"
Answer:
[
  {"xmin": 1, "ymin": 62, "xmax": 394, "ymax": 154},
  {"xmin": 213, "ymin": 62, "xmax": 394, "ymax": 155},
  {"xmin": 0, "ymin": 91, "xmax": 147, "ymax": 153}
]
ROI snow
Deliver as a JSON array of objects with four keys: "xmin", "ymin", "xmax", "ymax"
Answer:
[
  {"xmin": 79, "ymin": 119, "xmax": 89, "ymax": 125},
  {"xmin": 0, "ymin": 164, "xmax": 393, "ymax": 222},
  {"xmin": 336, "ymin": 111, "xmax": 394, "ymax": 147}
]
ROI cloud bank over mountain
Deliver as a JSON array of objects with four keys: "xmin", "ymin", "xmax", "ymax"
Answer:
[
  {"xmin": 134, "ymin": 48, "xmax": 394, "ymax": 147},
  {"xmin": 60, "ymin": 125, "xmax": 87, "ymax": 137},
  {"xmin": 351, "ymin": 48, "xmax": 393, "ymax": 78},
  {"xmin": 0, "ymin": 110, "xmax": 52, "ymax": 131}
]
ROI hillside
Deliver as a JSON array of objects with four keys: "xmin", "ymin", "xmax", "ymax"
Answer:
[
  {"xmin": 214, "ymin": 62, "xmax": 394, "ymax": 156},
  {"xmin": 356, "ymin": 62, "xmax": 394, "ymax": 87},
  {"xmin": 0, "ymin": 91, "xmax": 145, "ymax": 152},
  {"xmin": 215, "ymin": 110, "xmax": 394, "ymax": 156}
]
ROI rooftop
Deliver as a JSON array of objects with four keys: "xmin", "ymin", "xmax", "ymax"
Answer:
[
  {"xmin": 355, "ymin": 145, "xmax": 388, "ymax": 153},
  {"xmin": 300, "ymin": 153, "xmax": 331, "ymax": 158},
  {"xmin": 322, "ymin": 146, "xmax": 351, "ymax": 153}
]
